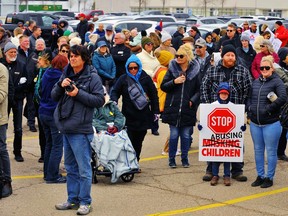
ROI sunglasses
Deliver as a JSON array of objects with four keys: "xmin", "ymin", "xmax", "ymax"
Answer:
[
  {"xmin": 145, "ymin": 42, "xmax": 153, "ymax": 46},
  {"xmin": 226, "ymin": 30, "xmax": 234, "ymax": 32},
  {"xmin": 260, "ymin": 45, "xmax": 266, "ymax": 48},
  {"xmin": 195, "ymin": 45, "xmax": 203, "ymax": 49},
  {"xmin": 61, "ymin": 50, "xmax": 69, "ymax": 53},
  {"xmin": 260, "ymin": 66, "xmax": 271, "ymax": 71},
  {"xmin": 128, "ymin": 66, "xmax": 138, "ymax": 71},
  {"xmin": 175, "ymin": 54, "xmax": 184, "ymax": 59}
]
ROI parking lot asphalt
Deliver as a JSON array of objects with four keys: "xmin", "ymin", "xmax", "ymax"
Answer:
[{"xmin": 1, "ymin": 119, "xmax": 288, "ymax": 216}]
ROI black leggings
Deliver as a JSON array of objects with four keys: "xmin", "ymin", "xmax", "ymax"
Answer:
[{"xmin": 127, "ymin": 129, "xmax": 147, "ymax": 162}]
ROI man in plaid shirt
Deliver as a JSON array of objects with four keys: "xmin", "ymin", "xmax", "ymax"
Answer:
[{"xmin": 200, "ymin": 44, "xmax": 253, "ymax": 182}]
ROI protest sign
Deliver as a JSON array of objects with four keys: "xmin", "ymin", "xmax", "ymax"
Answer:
[{"xmin": 199, "ymin": 103, "xmax": 245, "ymax": 162}]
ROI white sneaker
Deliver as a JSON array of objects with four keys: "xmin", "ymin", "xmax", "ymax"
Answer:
[
  {"xmin": 77, "ymin": 204, "xmax": 92, "ymax": 215},
  {"xmin": 161, "ymin": 151, "xmax": 168, "ymax": 155},
  {"xmin": 176, "ymin": 149, "xmax": 181, "ymax": 156}
]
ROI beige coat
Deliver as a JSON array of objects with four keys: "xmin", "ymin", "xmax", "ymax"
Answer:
[{"xmin": 0, "ymin": 63, "xmax": 9, "ymax": 126}]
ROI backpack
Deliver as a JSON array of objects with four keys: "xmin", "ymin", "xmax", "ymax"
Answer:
[{"xmin": 280, "ymin": 102, "xmax": 288, "ymax": 129}]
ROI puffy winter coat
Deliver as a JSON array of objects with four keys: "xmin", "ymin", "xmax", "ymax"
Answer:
[
  {"xmin": 92, "ymin": 50, "xmax": 116, "ymax": 81},
  {"xmin": 161, "ymin": 59, "xmax": 201, "ymax": 127},
  {"xmin": 247, "ymin": 72, "xmax": 287, "ymax": 125}
]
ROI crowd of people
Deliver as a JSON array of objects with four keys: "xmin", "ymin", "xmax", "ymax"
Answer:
[{"xmin": 0, "ymin": 14, "xmax": 288, "ymax": 215}]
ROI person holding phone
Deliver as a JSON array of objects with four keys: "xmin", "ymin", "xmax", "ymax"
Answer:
[{"xmin": 161, "ymin": 43, "xmax": 201, "ymax": 168}]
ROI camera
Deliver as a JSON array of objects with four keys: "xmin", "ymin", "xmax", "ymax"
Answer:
[{"xmin": 65, "ymin": 81, "xmax": 75, "ymax": 92}]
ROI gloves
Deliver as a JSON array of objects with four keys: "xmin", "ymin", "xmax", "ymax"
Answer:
[
  {"xmin": 240, "ymin": 124, "xmax": 246, "ymax": 132},
  {"xmin": 19, "ymin": 77, "xmax": 27, "ymax": 84},
  {"xmin": 197, "ymin": 124, "xmax": 203, "ymax": 131},
  {"xmin": 107, "ymin": 126, "xmax": 118, "ymax": 134}
]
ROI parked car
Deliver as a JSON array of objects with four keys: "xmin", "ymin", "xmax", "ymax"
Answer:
[
  {"xmin": 185, "ymin": 17, "xmax": 226, "ymax": 28},
  {"xmin": 173, "ymin": 13, "xmax": 190, "ymax": 21},
  {"xmin": 76, "ymin": 10, "xmax": 104, "ymax": 20},
  {"xmin": 94, "ymin": 20, "xmax": 157, "ymax": 34},
  {"xmin": 240, "ymin": 15, "xmax": 284, "ymax": 21},
  {"xmin": 162, "ymin": 22, "xmax": 187, "ymax": 35},
  {"xmin": 140, "ymin": 10, "xmax": 162, "ymax": 15},
  {"xmin": 227, "ymin": 18, "xmax": 260, "ymax": 27},
  {"xmin": 134, "ymin": 15, "xmax": 177, "ymax": 23},
  {"xmin": 52, "ymin": 11, "xmax": 76, "ymax": 18}
]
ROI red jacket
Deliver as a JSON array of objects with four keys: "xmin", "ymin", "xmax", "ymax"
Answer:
[
  {"xmin": 275, "ymin": 25, "xmax": 288, "ymax": 47},
  {"xmin": 251, "ymin": 52, "xmax": 280, "ymax": 79}
]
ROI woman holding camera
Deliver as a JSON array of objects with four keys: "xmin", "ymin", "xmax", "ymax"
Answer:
[
  {"xmin": 247, "ymin": 55, "xmax": 287, "ymax": 188},
  {"xmin": 52, "ymin": 45, "xmax": 104, "ymax": 215}
]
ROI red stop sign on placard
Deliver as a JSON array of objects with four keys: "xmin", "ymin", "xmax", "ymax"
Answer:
[{"xmin": 208, "ymin": 108, "xmax": 236, "ymax": 134}]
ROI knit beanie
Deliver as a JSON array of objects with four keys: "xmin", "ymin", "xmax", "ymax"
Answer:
[
  {"xmin": 141, "ymin": 36, "xmax": 152, "ymax": 48},
  {"xmin": 221, "ymin": 44, "xmax": 236, "ymax": 58},
  {"xmin": 278, "ymin": 47, "xmax": 288, "ymax": 67},
  {"xmin": 63, "ymin": 30, "xmax": 71, "ymax": 36},
  {"xmin": 161, "ymin": 32, "xmax": 172, "ymax": 43},
  {"xmin": 240, "ymin": 33, "xmax": 250, "ymax": 42},
  {"xmin": 155, "ymin": 50, "xmax": 174, "ymax": 67},
  {"xmin": 177, "ymin": 43, "xmax": 194, "ymax": 62},
  {"xmin": 4, "ymin": 42, "xmax": 17, "ymax": 53},
  {"xmin": 212, "ymin": 28, "xmax": 220, "ymax": 35}
]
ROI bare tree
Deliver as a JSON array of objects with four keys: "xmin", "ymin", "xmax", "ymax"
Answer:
[
  {"xmin": 219, "ymin": 0, "xmax": 226, "ymax": 15},
  {"xmin": 161, "ymin": 0, "xmax": 166, "ymax": 13},
  {"xmin": 199, "ymin": 0, "xmax": 214, "ymax": 16},
  {"xmin": 137, "ymin": 0, "xmax": 148, "ymax": 13}
]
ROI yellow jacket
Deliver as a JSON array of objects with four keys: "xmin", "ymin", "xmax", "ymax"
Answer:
[{"xmin": 153, "ymin": 66, "xmax": 168, "ymax": 112}]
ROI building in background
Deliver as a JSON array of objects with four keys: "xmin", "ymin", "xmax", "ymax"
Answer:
[{"xmin": 0, "ymin": 0, "xmax": 288, "ymax": 18}]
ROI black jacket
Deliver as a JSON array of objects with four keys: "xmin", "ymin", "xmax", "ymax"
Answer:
[
  {"xmin": 247, "ymin": 73, "xmax": 287, "ymax": 125},
  {"xmin": 171, "ymin": 31, "xmax": 184, "ymax": 51},
  {"xmin": 215, "ymin": 34, "xmax": 242, "ymax": 52},
  {"xmin": 110, "ymin": 44, "xmax": 131, "ymax": 78},
  {"xmin": 76, "ymin": 19, "xmax": 88, "ymax": 45},
  {"xmin": 236, "ymin": 44, "xmax": 256, "ymax": 71},
  {"xmin": 17, "ymin": 47, "xmax": 38, "ymax": 91},
  {"xmin": 51, "ymin": 64, "xmax": 105, "ymax": 134},
  {"xmin": 161, "ymin": 59, "xmax": 201, "ymax": 127},
  {"xmin": 1, "ymin": 58, "xmax": 27, "ymax": 101},
  {"xmin": 110, "ymin": 55, "xmax": 159, "ymax": 131}
]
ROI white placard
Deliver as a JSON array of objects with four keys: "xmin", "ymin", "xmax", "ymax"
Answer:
[
  {"xmin": 198, "ymin": 103, "xmax": 245, "ymax": 162},
  {"xmin": 266, "ymin": 28, "xmax": 282, "ymax": 53}
]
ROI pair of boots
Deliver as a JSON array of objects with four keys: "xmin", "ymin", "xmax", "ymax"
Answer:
[{"xmin": 1, "ymin": 180, "xmax": 12, "ymax": 199}]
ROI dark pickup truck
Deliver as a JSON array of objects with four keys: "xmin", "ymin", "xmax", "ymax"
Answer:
[{"xmin": 1, "ymin": 12, "xmax": 58, "ymax": 47}]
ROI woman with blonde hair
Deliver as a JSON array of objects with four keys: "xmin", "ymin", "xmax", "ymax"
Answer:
[
  {"xmin": 251, "ymin": 39, "xmax": 280, "ymax": 79},
  {"xmin": 149, "ymin": 32, "xmax": 161, "ymax": 51},
  {"xmin": 253, "ymin": 31, "xmax": 271, "ymax": 53},
  {"xmin": 161, "ymin": 43, "xmax": 201, "ymax": 168},
  {"xmin": 247, "ymin": 55, "xmax": 287, "ymax": 188}
]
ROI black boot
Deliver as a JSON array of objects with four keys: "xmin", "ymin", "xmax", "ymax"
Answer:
[{"xmin": 2, "ymin": 181, "xmax": 12, "ymax": 198}]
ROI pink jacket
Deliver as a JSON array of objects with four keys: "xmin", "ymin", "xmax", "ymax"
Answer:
[{"xmin": 251, "ymin": 52, "xmax": 280, "ymax": 79}]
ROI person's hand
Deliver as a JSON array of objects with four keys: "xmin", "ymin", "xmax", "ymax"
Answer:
[
  {"xmin": 189, "ymin": 101, "xmax": 193, "ymax": 107},
  {"xmin": 61, "ymin": 78, "xmax": 72, "ymax": 88},
  {"xmin": 107, "ymin": 126, "xmax": 118, "ymax": 134},
  {"xmin": 240, "ymin": 124, "xmax": 246, "ymax": 132},
  {"xmin": 174, "ymin": 75, "xmax": 186, "ymax": 84},
  {"xmin": 154, "ymin": 114, "xmax": 160, "ymax": 121},
  {"xmin": 197, "ymin": 124, "xmax": 203, "ymax": 131}
]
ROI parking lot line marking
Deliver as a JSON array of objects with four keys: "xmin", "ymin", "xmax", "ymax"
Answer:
[
  {"xmin": 140, "ymin": 150, "xmax": 199, "ymax": 162},
  {"xmin": 13, "ymin": 174, "xmax": 43, "ymax": 180},
  {"xmin": 146, "ymin": 187, "xmax": 288, "ymax": 216},
  {"xmin": 7, "ymin": 135, "xmax": 38, "ymax": 142}
]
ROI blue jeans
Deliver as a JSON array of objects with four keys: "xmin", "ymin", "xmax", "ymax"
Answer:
[
  {"xmin": 39, "ymin": 114, "xmax": 63, "ymax": 181},
  {"xmin": 169, "ymin": 125, "xmax": 193, "ymax": 160},
  {"xmin": 63, "ymin": 133, "xmax": 93, "ymax": 205},
  {"xmin": 212, "ymin": 162, "xmax": 230, "ymax": 177},
  {"xmin": 0, "ymin": 124, "xmax": 11, "ymax": 182},
  {"xmin": 250, "ymin": 121, "xmax": 282, "ymax": 180}
]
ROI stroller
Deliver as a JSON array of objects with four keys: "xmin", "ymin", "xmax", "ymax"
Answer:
[{"xmin": 90, "ymin": 129, "xmax": 140, "ymax": 184}]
